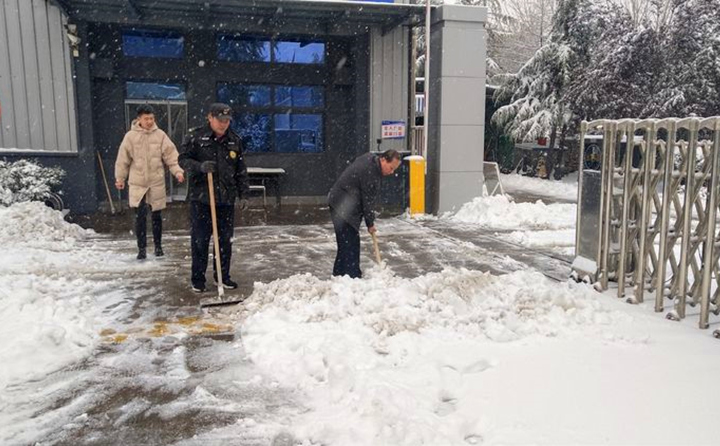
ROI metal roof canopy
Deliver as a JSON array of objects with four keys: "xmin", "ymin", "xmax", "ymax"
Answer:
[{"xmin": 52, "ymin": 0, "xmax": 426, "ymax": 34}]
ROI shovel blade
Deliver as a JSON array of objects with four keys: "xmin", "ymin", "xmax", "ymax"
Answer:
[{"xmin": 200, "ymin": 295, "xmax": 247, "ymax": 308}]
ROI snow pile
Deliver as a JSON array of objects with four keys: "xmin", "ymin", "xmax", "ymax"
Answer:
[
  {"xmin": 240, "ymin": 267, "xmax": 622, "ymax": 445},
  {"xmin": 0, "ymin": 201, "xmax": 169, "ymax": 444},
  {"xmin": 245, "ymin": 268, "xmax": 609, "ymax": 341},
  {"xmin": 507, "ymin": 228, "xmax": 576, "ymax": 255},
  {"xmin": 500, "ymin": 172, "xmax": 578, "ymax": 201},
  {"xmin": 0, "ymin": 201, "xmax": 90, "ymax": 248},
  {"xmin": 0, "ymin": 275, "xmax": 98, "ymax": 389},
  {"xmin": 451, "ymin": 194, "xmax": 576, "ymax": 230},
  {"xmin": 0, "ymin": 203, "xmax": 119, "ymax": 392},
  {"xmin": 0, "ymin": 204, "xmax": 98, "ymax": 391}
]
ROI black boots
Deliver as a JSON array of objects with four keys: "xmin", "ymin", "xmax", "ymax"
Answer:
[
  {"xmin": 151, "ymin": 211, "xmax": 162, "ymax": 256},
  {"xmin": 136, "ymin": 199, "xmax": 163, "ymax": 259},
  {"xmin": 213, "ymin": 273, "xmax": 238, "ymax": 289},
  {"xmin": 137, "ymin": 247, "xmax": 161, "ymax": 259}
]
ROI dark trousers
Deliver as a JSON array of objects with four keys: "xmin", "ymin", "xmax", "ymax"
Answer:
[
  {"xmin": 331, "ymin": 210, "xmax": 362, "ymax": 279},
  {"xmin": 136, "ymin": 196, "xmax": 162, "ymax": 249},
  {"xmin": 190, "ymin": 200, "xmax": 234, "ymax": 286}
]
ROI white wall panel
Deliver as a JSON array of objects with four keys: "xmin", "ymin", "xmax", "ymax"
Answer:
[
  {"xmin": 369, "ymin": 25, "xmax": 410, "ymax": 153},
  {"xmin": 0, "ymin": 0, "xmax": 78, "ymax": 152}
]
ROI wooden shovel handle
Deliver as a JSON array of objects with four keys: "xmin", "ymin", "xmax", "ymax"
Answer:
[
  {"xmin": 207, "ymin": 172, "xmax": 225, "ymax": 297},
  {"xmin": 371, "ymin": 232, "xmax": 382, "ymax": 264}
]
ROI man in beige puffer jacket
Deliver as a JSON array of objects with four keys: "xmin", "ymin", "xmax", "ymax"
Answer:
[{"xmin": 115, "ymin": 105, "xmax": 184, "ymax": 259}]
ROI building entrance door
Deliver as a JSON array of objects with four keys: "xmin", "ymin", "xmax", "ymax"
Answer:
[{"xmin": 124, "ymin": 100, "xmax": 188, "ymax": 201}]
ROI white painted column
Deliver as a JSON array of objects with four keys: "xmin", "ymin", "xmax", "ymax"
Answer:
[{"xmin": 427, "ymin": 4, "xmax": 487, "ymax": 213}]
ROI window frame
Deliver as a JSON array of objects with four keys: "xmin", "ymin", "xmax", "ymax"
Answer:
[
  {"xmin": 217, "ymin": 82, "xmax": 326, "ymax": 154},
  {"xmin": 215, "ymin": 33, "xmax": 326, "ymax": 65},
  {"xmin": 216, "ymin": 35, "xmax": 272, "ymax": 63},
  {"xmin": 272, "ymin": 39, "xmax": 326, "ymax": 65},
  {"xmin": 121, "ymin": 28, "xmax": 185, "ymax": 59},
  {"xmin": 125, "ymin": 80, "xmax": 188, "ymax": 101}
]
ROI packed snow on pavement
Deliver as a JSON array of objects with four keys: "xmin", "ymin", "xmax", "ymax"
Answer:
[
  {"xmin": 0, "ymin": 202, "xmax": 173, "ymax": 444},
  {"xmin": 2, "ymin": 193, "xmax": 720, "ymax": 445},
  {"xmin": 0, "ymin": 202, "xmax": 104, "ymax": 391},
  {"xmin": 223, "ymin": 178, "xmax": 717, "ymax": 445}
]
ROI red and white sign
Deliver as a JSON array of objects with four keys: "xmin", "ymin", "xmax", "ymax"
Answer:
[{"xmin": 381, "ymin": 120, "xmax": 406, "ymax": 139}]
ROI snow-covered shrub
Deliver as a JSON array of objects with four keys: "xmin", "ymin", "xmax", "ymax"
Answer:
[{"xmin": 0, "ymin": 159, "xmax": 64, "ymax": 206}]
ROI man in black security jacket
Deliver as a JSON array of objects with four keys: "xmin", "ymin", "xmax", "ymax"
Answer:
[
  {"xmin": 328, "ymin": 149, "xmax": 401, "ymax": 278},
  {"xmin": 179, "ymin": 103, "xmax": 250, "ymax": 293}
]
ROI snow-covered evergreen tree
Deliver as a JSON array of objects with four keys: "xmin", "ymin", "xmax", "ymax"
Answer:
[
  {"xmin": 493, "ymin": 0, "xmax": 720, "ymax": 142},
  {"xmin": 565, "ymin": 22, "xmax": 664, "ymax": 120},
  {"xmin": 650, "ymin": 0, "xmax": 720, "ymax": 117},
  {"xmin": 494, "ymin": 0, "xmax": 557, "ymax": 76},
  {"xmin": 492, "ymin": 0, "xmax": 614, "ymax": 143}
]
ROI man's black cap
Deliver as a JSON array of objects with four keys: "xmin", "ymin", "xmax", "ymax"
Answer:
[{"xmin": 209, "ymin": 103, "xmax": 233, "ymax": 120}]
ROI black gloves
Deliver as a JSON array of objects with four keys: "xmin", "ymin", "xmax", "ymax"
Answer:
[{"xmin": 200, "ymin": 161, "xmax": 217, "ymax": 173}]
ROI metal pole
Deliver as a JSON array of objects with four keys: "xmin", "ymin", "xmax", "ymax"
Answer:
[
  {"xmin": 633, "ymin": 121, "xmax": 657, "ymax": 304},
  {"xmin": 617, "ymin": 121, "xmax": 635, "ymax": 299},
  {"xmin": 655, "ymin": 119, "xmax": 676, "ymax": 312},
  {"xmin": 575, "ymin": 121, "xmax": 587, "ymax": 253},
  {"xmin": 423, "ymin": 0, "xmax": 431, "ymax": 161},
  {"xmin": 167, "ymin": 102, "xmax": 174, "ymax": 201},
  {"xmin": 599, "ymin": 122, "xmax": 615, "ymax": 290},
  {"xmin": 409, "ymin": 24, "xmax": 417, "ymax": 156},
  {"xmin": 699, "ymin": 117, "xmax": 720, "ymax": 328},
  {"xmin": 676, "ymin": 119, "xmax": 699, "ymax": 319}
]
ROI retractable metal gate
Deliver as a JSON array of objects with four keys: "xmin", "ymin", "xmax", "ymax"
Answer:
[{"xmin": 572, "ymin": 117, "xmax": 720, "ymax": 332}]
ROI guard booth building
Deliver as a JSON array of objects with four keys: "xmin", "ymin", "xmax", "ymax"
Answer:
[{"xmin": 0, "ymin": 0, "xmax": 487, "ymax": 214}]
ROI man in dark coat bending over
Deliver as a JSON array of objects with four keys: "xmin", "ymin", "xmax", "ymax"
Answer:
[{"xmin": 328, "ymin": 149, "xmax": 401, "ymax": 278}]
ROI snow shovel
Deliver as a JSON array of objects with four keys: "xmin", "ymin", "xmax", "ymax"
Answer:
[
  {"xmin": 200, "ymin": 172, "xmax": 246, "ymax": 308},
  {"xmin": 371, "ymin": 232, "xmax": 382, "ymax": 265},
  {"xmin": 96, "ymin": 150, "xmax": 117, "ymax": 215}
]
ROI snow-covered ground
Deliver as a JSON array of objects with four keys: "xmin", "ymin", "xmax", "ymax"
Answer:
[
  {"xmin": 0, "ymin": 202, "xmax": 172, "ymax": 444},
  {"xmin": 219, "ymin": 175, "xmax": 717, "ymax": 445},
  {"xmin": 499, "ymin": 172, "xmax": 578, "ymax": 202},
  {"xmin": 450, "ymin": 173, "xmax": 578, "ymax": 256},
  {"xmin": 452, "ymin": 194, "xmax": 576, "ymax": 231},
  {"xmin": 230, "ymin": 266, "xmax": 720, "ymax": 445},
  {"xmin": 3, "ymin": 193, "xmax": 720, "ymax": 445},
  {"xmin": 0, "ymin": 202, "xmax": 101, "ymax": 390}
]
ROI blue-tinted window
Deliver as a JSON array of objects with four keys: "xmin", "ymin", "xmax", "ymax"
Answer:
[
  {"xmin": 217, "ymin": 35, "xmax": 271, "ymax": 62},
  {"xmin": 274, "ymin": 114, "xmax": 323, "ymax": 153},
  {"xmin": 233, "ymin": 114, "xmax": 272, "ymax": 153},
  {"xmin": 275, "ymin": 86, "xmax": 324, "ymax": 108},
  {"xmin": 122, "ymin": 29, "xmax": 184, "ymax": 58},
  {"xmin": 217, "ymin": 83, "xmax": 271, "ymax": 108},
  {"xmin": 274, "ymin": 41, "xmax": 325, "ymax": 64},
  {"xmin": 217, "ymin": 83, "xmax": 324, "ymax": 153},
  {"xmin": 126, "ymin": 81, "xmax": 186, "ymax": 100}
]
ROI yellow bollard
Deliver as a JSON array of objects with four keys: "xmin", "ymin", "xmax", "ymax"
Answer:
[{"xmin": 406, "ymin": 155, "xmax": 425, "ymax": 216}]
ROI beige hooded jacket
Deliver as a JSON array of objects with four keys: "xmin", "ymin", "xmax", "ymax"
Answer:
[{"xmin": 114, "ymin": 119, "xmax": 183, "ymax": 210}]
